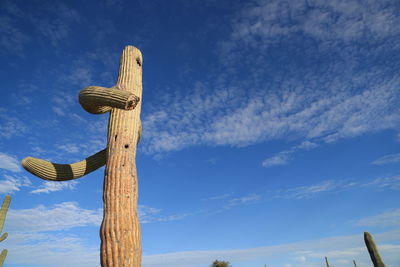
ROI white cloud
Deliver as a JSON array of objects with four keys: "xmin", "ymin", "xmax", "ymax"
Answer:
[
  {"xmin": 0, "ymin": 14, "xmax": 30, "ymax": 53},
  {"xmin": 0, "ymin": 152, "xmax": 21, "ymax": 172},
  {"xmin": 0, "ymin": 174, "xmax": 31, "ymax": 194},
  {"xmin": 364, "ymin": 176, "xmax": 400, "ymax": 190},
  {"xmin": 225, "ymin": 194, "xmax": 261, "ymax": 209},
  {"xmin": 372, "ymin": 153, "xmax": 400, "ymax": 165},
  {"xmin": 262, "ymin": 141, "xmax": 319, "ymax": 167},
  {"xmin": 6, "ymin": 231, "xmax": 99, "ymax": 267},
  {"xmin": 141, "ymin": 230, "xmax": 400, "ymax": 267},
  {"xmin": 262, "ymin": 151, "xmax": 292, "ymax": 167},
  {"xmin": 355, "ymin": 209, "xmax": 400, "ymax": 228},
  {"xmin": 141, "ymin": 66, "xmax": 399, "ymax": 155},
  {"xmin": 275, "ymin": 180, "xmax": 340, "ymax": 200},
  {"xmin": 227, "ymin": 0, "xmax": 400, "ymax": 50},
  {"xmin": 56, "ymin": 143, "xmax": 81, "ymax": 154},
  {"xmin": 204, "ymin": 193, "xmax": 232, "ymax": 201},
  {"xmin": 7, "ymin": 202, "xmax": 102, "ymax": 232},
  {"xmin": 30, "ymin": 181, "xmax": 78, "ymax": 194},
  {"xmin": 0, "ymin": 112, "xmax": 27, "ymax": 139}
]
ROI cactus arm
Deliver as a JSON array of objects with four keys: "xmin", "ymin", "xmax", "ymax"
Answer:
[
  {"xmin": 353, "ymin": 260, "xmax": 358, "ymax": 267},
  {"xmin": 0, "ymin": 233, "xmax": 7, "ymax": 243},
  {"xmin": 21, "ymin": 149, "xmax": 106, "ymax": 181},
  {"xmin": 79, "ymin": 86, "xmax": 140, "ymax": 114},
  {"xmin": 0, "ymin": 196, "xmax": 10, "ymax": 237},
  {"xmin": 0, "ymin": 249, "xmax": 7, "ymax": 266},
  {"xmin": 364, "ymin": 232, "xmax": 386, "ymax": 267}
]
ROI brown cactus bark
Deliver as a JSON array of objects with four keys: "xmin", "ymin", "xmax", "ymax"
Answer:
[{"xmin": 100, "ymin": 46, "xmax": 143, "ymax": 266}]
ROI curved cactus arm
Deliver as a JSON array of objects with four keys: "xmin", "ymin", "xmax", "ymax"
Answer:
[
  {"xmin": 0, "ymin": 196, "xmax": 10, "ymax": 237},
  {"xmin": 364, "ymin": 232, "xmax": 386, "ymax": 267},
  {"xmin": 21, "ymin": 149, "xmax": 106, "ymax": 181},
  {"xmin": 0, "ymin": 249, "xmax": 7, "ymax": 266},
  {"xmin": 79, "ymin": 86, "xmax": 140, "ymax": 114}
]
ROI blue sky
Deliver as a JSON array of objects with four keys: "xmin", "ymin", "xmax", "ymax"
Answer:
[{"xmin": 0, "ymin": 0, "xmax": 400, "ymax": 266}]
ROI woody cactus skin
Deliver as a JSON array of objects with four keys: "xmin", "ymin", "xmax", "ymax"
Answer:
[
  {"xmin": 364, "ymin": 232, "xmax": 386, "ymax": 267},
  {"xmin": 21, "ymin": 45, "xmax": 143, "ymax": 266},
  {"xmin": 0, "ymin": 195, "xmax": 11, "ymax": 267}
]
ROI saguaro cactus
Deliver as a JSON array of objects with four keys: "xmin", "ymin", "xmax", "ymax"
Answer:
[
  {"xmin": 21, "ymin": 46, "xmax": 143, "ymax": 266},
  {"xmin": 364, "ymin": 232, "xmax": 386, "ymax": 267},
  {"xmin": 0, "ymin": 195, "xmax": 11, "ymax": 266}
]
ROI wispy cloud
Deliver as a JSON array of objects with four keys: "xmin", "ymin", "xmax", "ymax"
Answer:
[
  {"xmin": 204, "ymin": 193, "xmax": 233, "ymax": 201},
  {"xmin": 0, "ymin": 12, "xmax": 30, "ymax": 54},
  {"xmin": 273, "ymin": 180, "xmax": 344, "ymax": 200},
  {"xmin": 0, "ymin": 111, "xmax": 27, "ymax": 139},
  {"xmin": 364, "ymin": 176, "xmax": 400, "ymax": 190},
  {"xmin": 7, "ymin": 202, "xmax": 102, "ymax": 232},
  {"xmin": 355, "ymin": 209, "xmax": 400, "ymax": 228},
  {"xmin": 138, "ymin": 0, "xmax": 400, "ymax": 157},
  {"xmin": 30, "ymin": 180, "xmax": 78, "ymax": 194},
  {"xmin": 0, "ymin": 174, "xmax": 31, "ymax": 194},
  {"xmin": 0, "ymin": 152, "xmax": 22, "ymax": 172},
  {"xmin": 262, "ymin": 141, "xmax": 319, "ymax": 167},
  {"xmin": 7, "ymin": 232, "xmax": 99, "ymax": 267},
  {"xmin": 224, "ymin": 194, "xmax": 262, "ymax": 209},
  {"xmin": 272, "ymin": 175, "xmax": 400, "ymax": 200},
  {"xmin": 372, "ymin": 153, "xmax": 400, "ymax": 165},
  {"xmin": 141, "ymin": 230, "xmax": 400, "ymax": 267}
]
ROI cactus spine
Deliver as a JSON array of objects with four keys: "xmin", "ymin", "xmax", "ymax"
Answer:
[
  {"xmin": 0, "ymin": 195, "xmax": 11, "ymax": 267},
  {"xmin": 21, "ymin": 45, "xmax": 143, "ymax": 266},
  {"xmin": 364, "ymin": 232, "xmax": 386, "ymax": 267}
]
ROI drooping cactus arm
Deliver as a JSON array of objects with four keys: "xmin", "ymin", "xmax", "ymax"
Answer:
[
  {"xmin": 22, "ymin": 149, "xmax": 106, "ymax": 181},
  {"xmin": 79, "ymin": 86, "xmax": 140, "ymax": 114}
]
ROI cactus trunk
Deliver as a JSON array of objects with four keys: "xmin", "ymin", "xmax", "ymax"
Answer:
[{"xmin": 100, "ymin": 46, "xmax": 143, "ymax": 266}]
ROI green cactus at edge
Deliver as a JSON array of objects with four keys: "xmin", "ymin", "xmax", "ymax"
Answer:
[
  {"xmin": 0, "ymin": 195, "xmax": 11, "ymax": 266},
  {"xmin": 364, "ymin": 232, "xmax": 386, "ymax": 267}
]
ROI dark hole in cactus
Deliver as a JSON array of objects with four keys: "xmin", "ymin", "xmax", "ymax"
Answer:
[
  {"xmin": 124, "ymin": 144, "xmax": 129, "ymax": 149},
  {"xmin": 115, "ymin": 135, "xmax": 118, "ymax": 141},
  {"xmin": 136, "ymin": 58, "xmax": 141, "ymax": 66}
]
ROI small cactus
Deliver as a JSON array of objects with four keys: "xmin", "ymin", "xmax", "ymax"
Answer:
[
  {"xmin": 364, "ymin": 232, "xmax": 386, "ymax": 267},
  {"xmin": 0, "ymin": 249, "xmax": 7, "ymax": 267},
  {"xmin": 0, "ymin": 195, "xmax": 11, "ymax": 267},
  {"xmin": 325, "ymin": 256, "xmax": 330, "ymax": 267},
  {"xmin": 353, "ymin": 259, "xmax": 358, "ymax": 267}
]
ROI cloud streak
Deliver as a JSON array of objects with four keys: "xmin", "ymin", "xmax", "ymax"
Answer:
[
  {"xmin": 372, "ymin": 153, "xmax": 400, "ymax": 165},
  {"xmin": 0, "ymin": 152, "xmax": 22, "ymax": 172},
  {"xmin": 141, "ymin": 230, "xmax": 400, "ymax": 267}
]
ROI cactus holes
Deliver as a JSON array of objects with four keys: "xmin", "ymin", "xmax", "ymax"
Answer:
[
  {"xmin": 124, "ymin": 144, "xmax": 129, "ymax": 149},
  {"xmin": 136, "ymin": 58, "xmax": 141, "ymax": 67}
]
